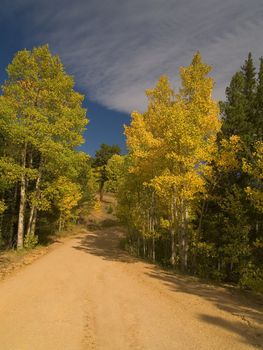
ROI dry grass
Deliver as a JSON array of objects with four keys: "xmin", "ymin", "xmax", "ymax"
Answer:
[{"xmin": 0, "ymin": 246, "xmax": 50, "ymax": 281}]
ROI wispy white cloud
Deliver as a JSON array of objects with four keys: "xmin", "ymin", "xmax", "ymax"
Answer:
[{"xmin": 9, "ymin": 0, "xmax": 263, "ymax": 113}]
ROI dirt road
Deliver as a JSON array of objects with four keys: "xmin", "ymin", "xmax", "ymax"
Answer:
[{"xmin": 0, "ymin": 211, "xmax": 262, "ymax": 349}]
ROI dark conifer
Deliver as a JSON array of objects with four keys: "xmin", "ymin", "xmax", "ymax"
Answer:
[{"xmin": 255, "ymin": 57, "xmax": 263, "ymax": 140}]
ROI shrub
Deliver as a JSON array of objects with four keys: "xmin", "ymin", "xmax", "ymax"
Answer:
[{"xmin": 24, "ymin": 233, "xmax": 38, "ymax": 249}]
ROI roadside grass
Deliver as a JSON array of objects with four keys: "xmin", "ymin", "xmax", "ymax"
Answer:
[{"xmin": 0, "ymin": 245, "xmax": 49, "ymax": 281}]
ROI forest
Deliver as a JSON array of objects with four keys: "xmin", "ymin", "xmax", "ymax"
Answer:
[
  {"xmin": 0, "ymin": 46, "xmax": 262, "ymax": 292},
  {"xmin": 109, "ymin": 52, "xmax": 263, "ymax": 292}
]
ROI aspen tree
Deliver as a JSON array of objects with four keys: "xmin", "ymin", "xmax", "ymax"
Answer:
[
  {"xmin": 2, "ymin": 45, "xmax": 87, "ymax": 248},
  {"xmin": 124, "ymin": 53, "xmax": 220, "ymax": 268}
]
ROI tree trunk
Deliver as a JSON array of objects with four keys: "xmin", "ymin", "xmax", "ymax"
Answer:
[
  {"xmin": 179, "ymin": 201, "xmax": 189, "ymax": 272},
  {"xmin": 26, "ymin": 205, "xmax": 35, "ymax": 237},
  {"xmin": 30, "ymin": 209, "xmax": 37, "ymax": 237},
  {"xmin": 193, "ymin": 198, "xmax": 208, "ymax": 273},
  {"xmin": 7, "ymin": 184, "xmax": 18, "ymax": 248},
  {"xmin": 179, "ymin": 201, "xmax": 188, "ymax": 271},
  {"xmin": 137, "ymin": 235, "xmax": 140, "ymax": 256},
  {"xmin": 150, "ymin": 191, "xmax": 156, "ymax": 262},
  {"xmin": 183, "ymin": 203, "xmax": 189, "ymax": 270},
  {"xmin": 171, "ymin": 227, "xmax": 176, "ymax": 266},
  {"xmin": 17, "ymin": 144, "xmax": 27, "ymax": 249},
  {"xmin": 170, "ymin": 191, "xmax": 177, "ymax": 267},
  {"xmin": 152, "ymin": 235, "xmax": 155, "ymax": 262},
  {"xmin": 59, "ymin": 215, "xmax": 63, "ymax": 232},
  {"xmin": 0, "ymin": 190, "xmax": 5, "ymax": 245},
  {"xmin": 99, "ymin": 181, "xmax": 104, "ymax": 201},
  {"xmin": 26, "ymin": 170, "xmax": 41, "ymax": 237},
  {"xmin": 179, "ymin": 200, "xmax": 184, "ymax": 271}
]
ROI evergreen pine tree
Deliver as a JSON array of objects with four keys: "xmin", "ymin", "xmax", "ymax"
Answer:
[
  {"xmin": 242, "ymin": 52, "xmax": 257, "ymax": 144},
  {"xmin": 255, "ymin": 57, "xmax": 263, "ymax": 140},
  {"xmin": 242, "ymin": 52, "xmax": 256, "ymax": 103},
  {"xmin": 200, "ymin": 53, "xmax": 258, "ymax": 282},
  {"xmin": 221, "ymin": 53, "xmax": 256, "ymax": 145},
  {"xmin": 220, "ymin": 72, "xmax": 248, "ymax": 139}
]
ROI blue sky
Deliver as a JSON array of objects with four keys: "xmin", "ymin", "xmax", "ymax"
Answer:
[{"xmin": 1, "ymin": 0, "xmax": 263, "ymax": 154}]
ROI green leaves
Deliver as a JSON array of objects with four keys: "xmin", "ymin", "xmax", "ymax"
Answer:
[{"xmin": 0, "ymin": 45, "xmax": 91, "ymax": 248}]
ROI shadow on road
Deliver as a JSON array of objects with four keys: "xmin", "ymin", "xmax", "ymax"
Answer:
[
  {"xmin": 73, "ymin": 222, "xmax": 136, "ymax": 264},
  {"xmin": 73, "ymin": 193, "xmax": 263, "ymax": 349},
  {"xmin": 145, "ymin": 267, "xmax": 263, "ymax": 349}
]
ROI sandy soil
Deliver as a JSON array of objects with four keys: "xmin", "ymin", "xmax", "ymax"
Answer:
[{"xmin": 0, "ymin": 200, "xmax": 262, "ymax": 349}]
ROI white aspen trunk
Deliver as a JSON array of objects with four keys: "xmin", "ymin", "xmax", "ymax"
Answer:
[
  {"xmin": 152, "ymin": 235, "xmax": 155, "ymax": 262},
  {"xmin": 183, "ymin": 203, "xmax": 189, "ymax": 270},
  {"xmin": 180, "ymin": 239, "xmax": 185, "ymax": 271},
  {"xmin": 26, "ymin": 170, "xmax": 41, "ymax": 237},
  {"xmin": 17, "ymin": 144, "xmax": 27, "ymax": 249},
  {"xmin": 171, "ymin": 226, "xmax": 176, "ymax": 266},
  {"xmin": 8, "ymin": 184, "xmax": 18, "ymax": 248},
  {"xmin": 30, "ymin": 209, "xmax": 37, "ymax": 237},
  {"xmin": 150, "ymin": 191, "xmax": 156, "ymax": 262},
  {"xmin": 149, "ymin": 213, "xmax": 153, "ymax": 260},
  {"xmin": 179, "ymin": 200, "xmax": 189, "ymax": 272},
  {"xmin": 17, "ymin": 176, "xmax": 26, "ymax": 249},
  {"xmin": 179, "ymin": 200, "xmax": 185, "ymax": 271},
  {"xmin": 170, "ymin": 192, "xmax": 177, "ymax": 267},
  {"xmin": 26, "ymin": 206, "xmax": 35, "ymax": 237}
]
